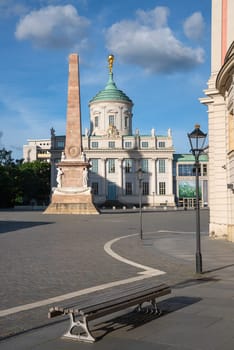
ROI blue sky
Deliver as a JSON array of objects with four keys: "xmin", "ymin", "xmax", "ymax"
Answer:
[{"xmin": 0, "ymin": 0, "xmax": 211, "ymax": 160}]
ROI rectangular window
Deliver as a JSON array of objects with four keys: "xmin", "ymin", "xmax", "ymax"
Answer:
[
  {"xmin": 109, "ymin": 115, "xmax": 115, "ymax": 126},
  {"xmin": 178, "ymin": 164, "xmax": 193, "ymax": 176},
  {"xmin": 124, "ymin": 116, "xmax": 128, "ymax": 128},
  {"xmin": 56, "ymin": 141, "xmax": 65, "ymax": 149},
  {"xmin": 125, "ymin": 182, "xmax": 132, "ymax": 195},
  {"xmin": 94, "ymin": 116, "xmax": 99, "ymax": 127},
  {"xmin": 159, "ymin": 182, "xmax": 166, "ymax": 195},
  {"xmin": 108, "ymin": 159, "xmax": 115, "ymax": 173},
  {"xmin": 125, "ymin": 159, "xmax": 133, "ymax": 173},
  {"xmin": 124, "ymin": 141, "xmax": 132, "ymax": 148},
  {"xmin": 158, "ymin": 141, "xmax": 165, "ymax": 148},
  {"xmin": 203, "ymin": 164, "xmax": 207, "ymax": 176},
  {"xmin": 108, "ymin": 141, "xmax": 115, "ymax": 149},
  {"xmin": 91, "ymin": 142, "xmax": 98, "ymax": 149},
  {"xmin": 90, "ymin": 159, "xmax": 98, "ymax": 173},
  {"xmin": 141, "ymin": 141, "xmax": 148, "ymax": 148},
  {"xmin": 142, "ymin": 182, "xmax": 149, "ymax": 195},
  {"xmin": 158, "ymin": 159, "xmax": 166, "ymax": 173},
  {"xmin": 178, "ymin": 164, "xmax": 201, "ymax": 176},
  {"xmin": 141, "ymin": 159, "xmax": 148, "ymax": 173},
  {"xmin": 92, "ymin": 182, "xmax": 99, "ymax": 195}
]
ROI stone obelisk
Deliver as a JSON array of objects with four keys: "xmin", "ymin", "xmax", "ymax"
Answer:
[{"xmin": 45, "ymin": 54, "xmax": 99, "ymax": 214}]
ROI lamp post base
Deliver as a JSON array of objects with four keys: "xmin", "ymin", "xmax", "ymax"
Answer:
[{"xmin": 196, "ymin": 252, "xmax": 202, "ymax": 274}]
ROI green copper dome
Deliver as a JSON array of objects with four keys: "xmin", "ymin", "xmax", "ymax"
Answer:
[{"xmin": 89, "ymin": 72, "xmax": 132, "ymax": 104}]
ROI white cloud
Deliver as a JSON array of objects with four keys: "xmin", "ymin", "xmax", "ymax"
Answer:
[
  {"xmin": 105, "ymin": 7, "xmax": 205, "ymax": 74},
  {"xmin": 183, "ymin": 12, "xmax": 205, "ymax": 41},
  {"xmin": 15, "ymin": 5, "xmax": 90, "ymax": 49},
  {"xmin": 136, "ymin": 6, "xmax": 169, "ymax": 28}
]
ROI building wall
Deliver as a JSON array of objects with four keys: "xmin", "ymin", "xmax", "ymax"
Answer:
[
  {"xmin": 89, "ymin": 101, "xmax": 133, "ymax": 136},
  {"xmin": 45, "ymin": 131, "xmax": 175, "ymax": 207},
  {"xmin": 23, "ymin": 139, "xmax": 51, "ymax": 162},
  {"xmin": 201, "ymin": 84, "xmax": 231, "ymax": 239},
  {"xmin": 227, "ymin": 1, "xmax": 234, "ymax": 56},
  {"xmin": 200, "ymin": 0, "xmax": 234, "ymax": 241},
  {"xmin": 211, "ymin": 0, "xmax": 234, "ymax": 74}
]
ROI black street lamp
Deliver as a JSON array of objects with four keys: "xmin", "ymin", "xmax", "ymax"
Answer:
[
  {"xmin": 137, "ymin": 167, "xmax": 143, "ymax": 240},
  {"xmin": 187, "ymin": 124, "xmax": 207, "ymax": 274}
]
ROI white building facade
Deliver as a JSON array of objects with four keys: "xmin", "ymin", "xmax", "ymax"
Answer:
[
  {"xmin": 82, "ymin": 132, "xmax": 174, "ymax": 207},
  {"xmin": 80, "ymin": 64, "xmax": 174, "ymax": 207},
  {"xmin": 201, "ymin": 0, "xmax": 234, "ymax": 241},
  {"xmin": 23, "ymin": 139, "xmax": 51, "ymax": 162}
]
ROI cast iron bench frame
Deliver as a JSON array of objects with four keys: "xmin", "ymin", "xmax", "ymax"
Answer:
[{"xmin": 48, "ymin": 280, "xmax": 171, "ymax": 343}]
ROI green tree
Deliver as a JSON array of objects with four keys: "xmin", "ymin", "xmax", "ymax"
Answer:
[
  {"xmin": 0, "ymin": 149, "xmax": 21, "ymax": 207},
  {"xmin": 0, "ymin": 148, "xmax": 50, "ymax": 208},
  {"xmin": 0, "ymin": 148, "xmax": 14, "ymax": 165},
  {"xmin": 0, "ymin": 165, "xmax": 16, "ymax": 207},
  {"xmin": 19, "ymin": 161, "xmax": 50, "ymax": 205}
]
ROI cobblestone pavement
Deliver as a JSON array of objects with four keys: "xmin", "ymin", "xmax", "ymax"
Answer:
[{"xmin": 1, "ymin": 209, "xmax": 234, "ymax": 349}]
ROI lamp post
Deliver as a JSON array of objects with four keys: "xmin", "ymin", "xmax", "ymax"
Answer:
[
  {"xmin": 153, "ymin": 191, "xmax": 155, "ymax": 208},
  {"xmin": 187, "ymin": 124, "xmax": 207, "ymax": 274},
  {"xmin": 137, "ymin": 167, "xmax": 143, "ymax": 240}
]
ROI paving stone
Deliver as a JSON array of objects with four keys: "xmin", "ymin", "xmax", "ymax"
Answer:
[{"xmin": 1, "ymin": 209, "xmax": 234, "ymax": 349}]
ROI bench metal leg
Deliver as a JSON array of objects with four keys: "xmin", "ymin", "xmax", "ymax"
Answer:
[
  {"xmin": 136, "ymin": 303, "xmax": 144, "ymax": 312},
  {"xmin": 62, "ymin": 313, "xmax": 96, "ymax": 343},
  {"xmin": 150, "ymin": 299, "xmax": 162, "ymax": 315},
  {"xmin": 135, "ymin": 299, "xmax": 162, "ymax": 315}
]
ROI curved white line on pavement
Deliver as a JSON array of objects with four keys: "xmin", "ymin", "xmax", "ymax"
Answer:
[
  {"xmin": 158, "ymin": 230, "xmax": 194, "ymax": 233},
  {"xmin": 0, "ymin": 233, "xmax": 165, "ymax": 318},
  {"xmin": 104, "ymin": 234, "xmax": 165, "ymax": 276},
  {"xmin": 157, "ymin": 230, "xmax": 207, "ymax": 235}
]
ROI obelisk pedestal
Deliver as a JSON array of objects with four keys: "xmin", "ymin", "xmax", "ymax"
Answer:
[{"xmin": 44, "ymin": 54, "xmax": 99, "ymax": 214}]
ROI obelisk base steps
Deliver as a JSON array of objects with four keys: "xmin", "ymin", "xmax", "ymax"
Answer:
[{"xmin": 44, "ymin": 188, "xmax": 99, "ymax": 215}]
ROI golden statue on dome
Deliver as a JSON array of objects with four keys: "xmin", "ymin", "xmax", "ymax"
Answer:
[{"xmin": 108, "ymin": 54, "xmax": 114, "ymax": 73}]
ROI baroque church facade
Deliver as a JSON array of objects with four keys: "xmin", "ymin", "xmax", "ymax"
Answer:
[{"xmin": 50, "ymin": 55, "xmax": 175, "ymax": 207}]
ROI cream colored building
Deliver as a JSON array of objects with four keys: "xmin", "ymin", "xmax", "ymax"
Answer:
[
  {"xmin": 23, "ymin": 139, "xmax": 51, "ymax": 162},
  {"xmin": 201, "ymin": 0, "xmax": 234, "ymax": 241}
]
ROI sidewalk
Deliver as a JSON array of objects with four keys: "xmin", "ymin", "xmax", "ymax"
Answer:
[{"xmin": 1, "ymin": 211, "xmax": 234, "ymax": 349}]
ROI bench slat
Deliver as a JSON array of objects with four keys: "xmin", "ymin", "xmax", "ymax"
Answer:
[
  {"xmin": 52, "ymin": 279, "xmax": 165, "ymax": 310},
  {"xmin": 86, "ymin": 287, "xmax": 171, "ymax": 321},
  {"xmin": 78, "ymin": 285, "xmax": 167, "ymax": 313},
  {"xmin": 49, "ymin": 283, "xmax": 170, "ymax": 318},
  {"xmin": 49, "ymin": 281, "xmax": 162, "ymax": 314},
  {"xmin": 75, "ymin": 284, "xmax": 169, "ymax": 315},
  {"xmin": 50, "ymin": 278, "xmax": 162, "ymax": 309}
]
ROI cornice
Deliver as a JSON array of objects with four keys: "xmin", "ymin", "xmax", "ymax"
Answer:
[{"xmin": 216, "ymin": 42, "xmax": 234, "ymax": 95}]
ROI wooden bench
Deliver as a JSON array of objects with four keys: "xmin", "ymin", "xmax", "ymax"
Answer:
[{"xmin": 48, "ymin": 279, "xmax": 171, "ymax": 343}]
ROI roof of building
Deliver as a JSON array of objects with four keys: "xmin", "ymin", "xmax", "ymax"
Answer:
[
  {"xmin": 173, "ymin": 153, "xmax": 208, "ymax": 162},
  {"xmin": 89, "ymin": 72, "xmax": 133, "ymax": 104}
]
